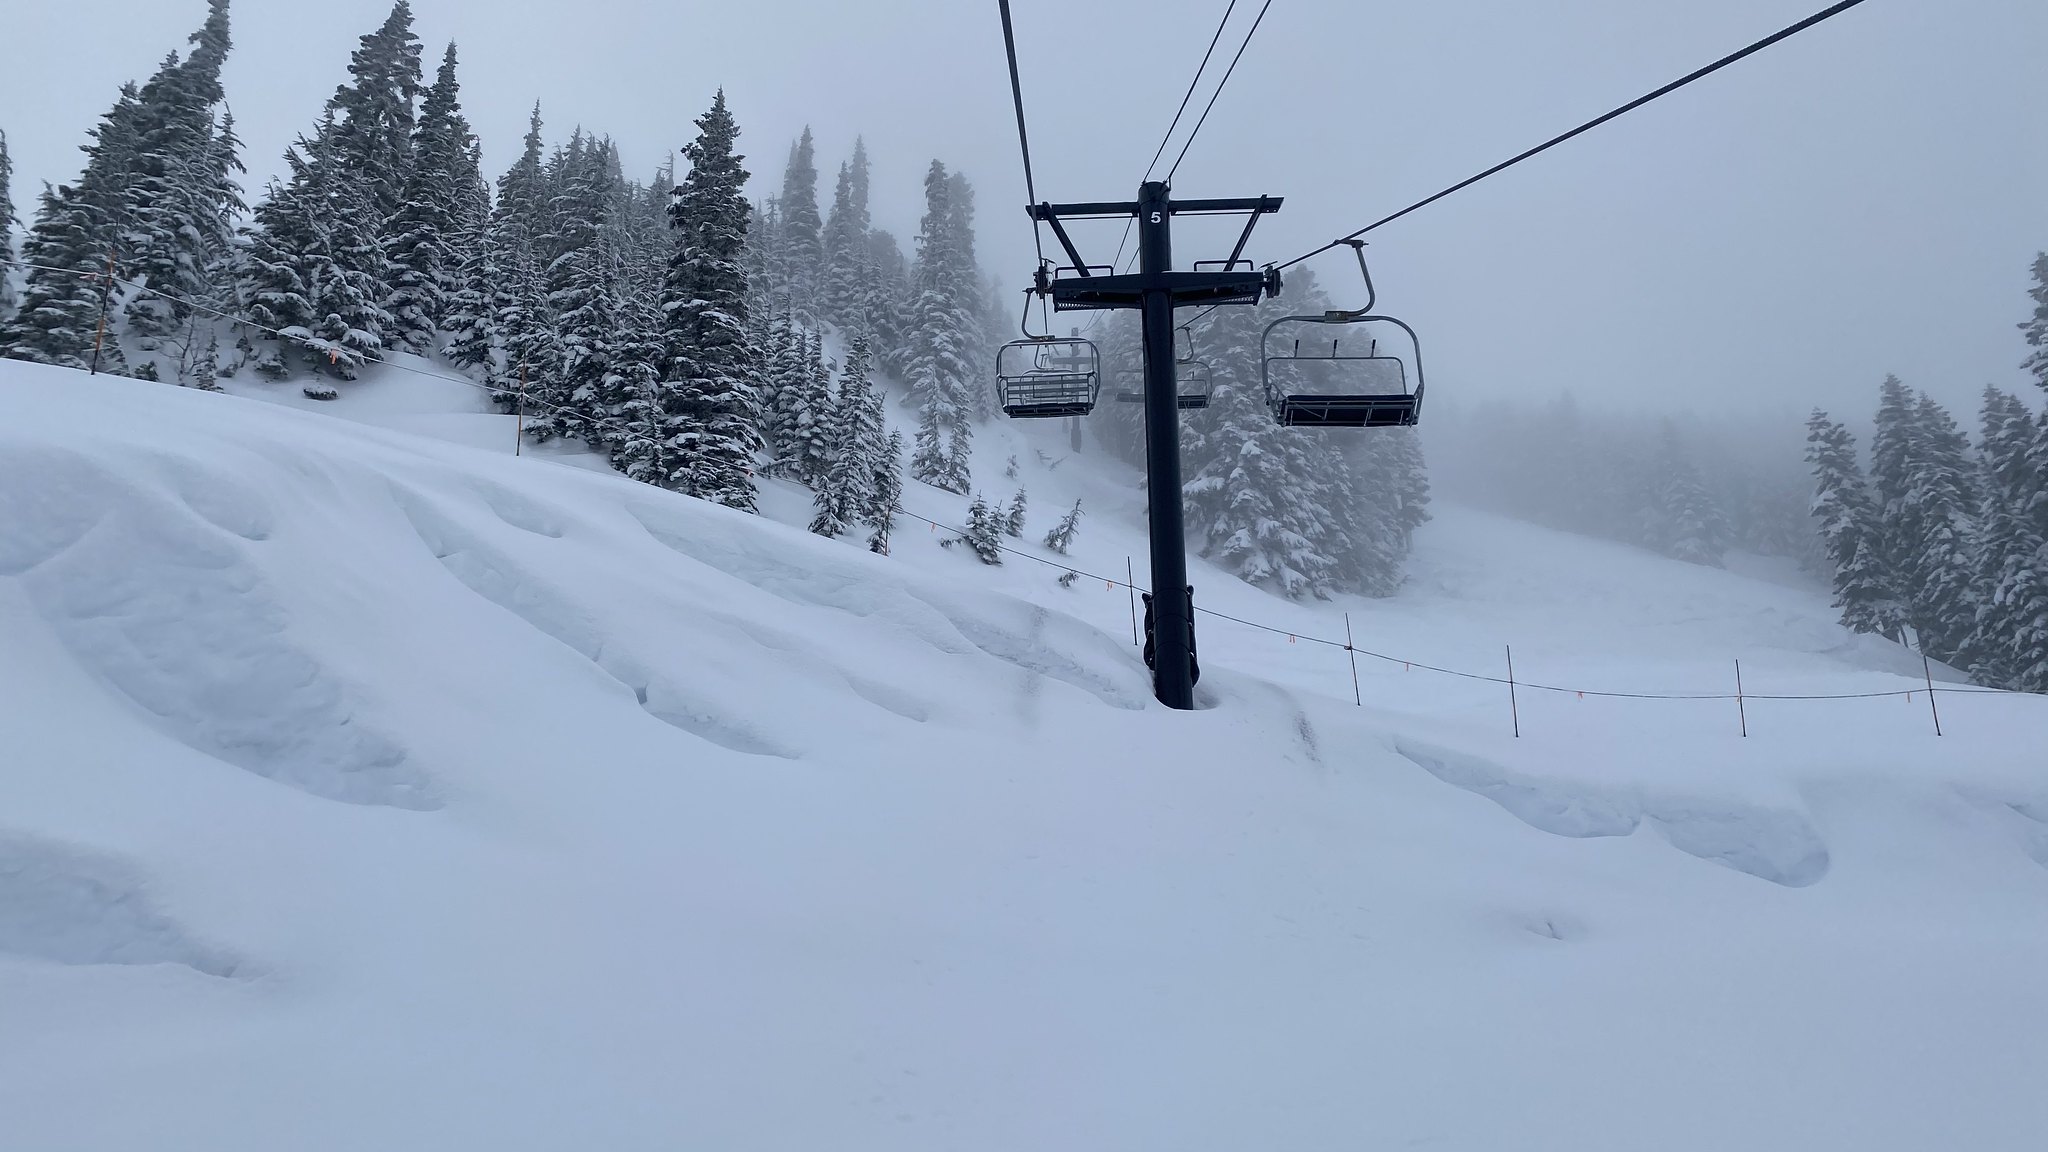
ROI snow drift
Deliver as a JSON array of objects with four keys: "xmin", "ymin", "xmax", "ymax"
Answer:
[{"xmin": 2, "ymin": 361, "xmax": 2046, "ymax": 1151}]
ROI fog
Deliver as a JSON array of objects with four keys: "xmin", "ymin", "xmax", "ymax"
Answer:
[{"xmin": 6, "ymin": 0, "xmax": 2044, "ymax": 419}]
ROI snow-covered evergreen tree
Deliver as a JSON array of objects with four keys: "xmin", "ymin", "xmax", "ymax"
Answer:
[
  {"xmin": 904, "ymin": 160, "xmax": 978, "ymax": 493},
  {"xmin": 1646, "ymin": 423, "xmax": 1730, "ymax": 566},
  {"xmin": 654, "ymin": 90, "xmax": 763, "ymax": 510},
  {"xmin": 778, "ymin": 127, "xmax": 823, "ymax": 325},
  {"xmin": 810, "ymin": 334, "xmax": 881, "ymax": 538},
  {"xmin": 1004, "ymin": 489, "xmax": 1027, "ymax": 538},
  {"xmin": 2021, "ymin": 252, "xmax": 2048, "ymax": 392},
  {"xmin": 1044, "ymin": 499, "xmax": 1083, "ymax": 554},
  {"xmin": 0, "ymin": 128, "xmax": 15, "ymax": 321},
  {"xmin": 118, "ymin": 0, "xmax": 241, "ymax": 345},
  {"xmin": 820, "ymin": 138, "xmax": 871, "ymax": 329},
  {"xmin": 1900, "ymin": 391, "xmax": 1983, "ymax": 665},
  {"xmin": 385, "ymin": 41, "xmax": 477, "ymax": 353},
  {"xmin": 242, "ymin": 110, "xmax": 389, "ymax": 378},
  {"xmin": 964, "ymin": 494, "xmax": 1004, "ymax": 565},
  {"xmin": 788, "ymin": 330, "xmax": 838, "ymax": 486},
  {"xmin": 330, "ymin": 1, "xmax": 423, "ymax": 237},
  {"xmin": 866, "ymin": 429, "xmax": 905, "ymax": 555},
  {"xmin": 1967, "ymin": 387, "xmax": 2044, "ymax": 687},
  {"xmin": 1805, "ymin": 409, "xmax": 1905, "ymax": 641}
]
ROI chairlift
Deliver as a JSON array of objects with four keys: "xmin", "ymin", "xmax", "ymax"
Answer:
[
  {"xmin": 1113, "ymin": 361, "xmax": 1212, "ymax": 411},
  {"xmin": 1260, "ymin": 241, "xmax": 1425, "ymax": 428},
  {"xmin": 996, "ymin": 290, "xmax": 1100, "ymax": 419}
]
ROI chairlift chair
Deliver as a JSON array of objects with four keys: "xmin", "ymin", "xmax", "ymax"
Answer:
[
  {"xmin": 1260, "ymin": 241, "xmax": 1425, "ymax": 428},
  {"xmin": 996, "ymin": 291, "xmax": 1100, "ymax": 418},
  {"xmin": 1113, "ymin": 362, "xmax": 1212, "ymax": 411}
]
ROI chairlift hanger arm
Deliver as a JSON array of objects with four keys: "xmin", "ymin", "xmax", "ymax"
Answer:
[
  {"xmin": 1224, "ymin": 195, "xmax": 1278, "ymax": 269},
  {"xmin": 1026, "ymin": 208, "xmax": 1095, "ymax": 281}
]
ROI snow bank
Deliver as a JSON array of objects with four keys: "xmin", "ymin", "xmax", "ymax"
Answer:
[{"xmin": 2, "ymin": 362, "xmax": 2044, "ymax": 1151}]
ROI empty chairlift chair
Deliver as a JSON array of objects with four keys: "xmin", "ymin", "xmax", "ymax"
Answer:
[
  {"xmin": 996, "ymin": 337, "xmax": 1101, "ymax": 419},
  {"xmin": 1114, "ymin": 326, "xmax": 1213, "ymax": 410},
  {"xmin": 1260, "ymin": 241, "xmax": 1426, "ymax": 428}
]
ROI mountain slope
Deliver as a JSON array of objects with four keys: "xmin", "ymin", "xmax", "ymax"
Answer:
[{"xmin": 3, "ymin": 361, "xmax": 2045, "ymax": 1151}]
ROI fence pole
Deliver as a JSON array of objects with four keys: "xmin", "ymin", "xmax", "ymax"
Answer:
[
  {"xmin": 1735, "ymin": 658, "xmax": 1748, "ymax": 738},
  {"xmin": 1344, "ymin": 613, "xmax": 1362, "ymax": 707},
  {"xmin": 515, "ymin": 361, "xmax": 526, "ymax": 456},
  {"xmin": 88, "ymin": 248, "xmax": 118, "ymax": 376},
  {"xmin": 1505, "ymin": 645, "xmax": 1521, "ymax": 739},
  {"xmin": 1922, "ymin": 652, "xmax": 1943, "ymax": 737},
  {"xmin": 1126, "ymin": 556, "xmax": 1139, "ymax": 647}
]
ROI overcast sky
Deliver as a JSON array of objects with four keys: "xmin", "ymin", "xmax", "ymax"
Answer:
[{"xmin": 5, "ymin": 0, "xmax": 2044, "ymax": 421}]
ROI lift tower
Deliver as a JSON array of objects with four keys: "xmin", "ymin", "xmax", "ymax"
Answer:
[{"xmin": 1027, "ymin": 183, "xmax": 1281, "ymax": 709}]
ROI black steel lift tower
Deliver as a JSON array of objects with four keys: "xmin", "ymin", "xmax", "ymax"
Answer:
[{"xmin": 1027, "ymin": 183, "xmax": 1281, "ymax": 709}]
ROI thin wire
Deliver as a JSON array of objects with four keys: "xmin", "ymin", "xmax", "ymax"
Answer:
[
  {"xmin": 1274, "ymin": 0, "xmax": 1874, "ymax": 272},
  {"xmin": 889, "ymin": 501, "xmax": 2018, "ymax": 705},
  {"xmin": 996, "ymin": 0, "xmax": 1048, "ymax": 273},
  {"xmin": 1165, "ymin": 0, "xmax": 1277, "ymax": 182},
  {"xmin": 1145, "ymin": 0, "xmax": 1240, "ymax": 183}
]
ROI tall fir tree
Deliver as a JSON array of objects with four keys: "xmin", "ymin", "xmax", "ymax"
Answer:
[
  {"xmin": 778, "ymin": 127, "xmax": 823, "ymax": 325},
  {"xmin": 2022, "ymin": 252, "xmax": 2048, "ymax": 393},
  {"xmin": 1967, "ymin": 387, "xmax": 2046, "ymax": 687},
  {"xmin": 820, "ymin": 138, "xmax": 872, "ymax": 329},
  {"xmin": 385, "ymin": 42, "xmax": 478, "ymax": 353},
  {"xmin": 811, "ymin": 334, "xmax": 882, "ymax": 537},
  {"xmin": 1901, "ymin": 391, "xmax": 1983, "ymax": 664},
  {"xmin": 904, "ymin": 160, "xmax": 977, "ymax": 493},
  {"xmin": 0, "ymin": 78, "xmax": 150, "ymax": 371},
  {"xmin": 119, "ymin": 0, "xmax": 240, "ymax": 344},
  {"xmin": 655, "ymin": 90, "xmax": 763, "ymax": 510},
  {"xmin": 788, "ymin": 330, "xmax": 839, "ymax": 486},
  {"xmin": 242, "ymin": 110, "xmax": 389, "ymax": 377},
  {"xmin": 0, "ymin": 128, "xmax": 15, "ymax": 320},
  {"xmin": 867, "ymin": 429, "xmax": 906, "ymax": 555},
  {"xmin": 330, "ymin": 1, "xmax": 423, "ymax": 233},
  {"xmin": 1805, "ymin": 410, "xmax": 1904, "ymax": 640}
]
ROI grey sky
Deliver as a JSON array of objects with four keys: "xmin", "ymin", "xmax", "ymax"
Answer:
[{"xmin": 6, "ymin": 0, "xmax": 2044, "ymax": 420}]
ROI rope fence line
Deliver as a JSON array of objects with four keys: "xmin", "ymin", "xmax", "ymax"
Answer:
[
  {"xmin": 892, "ymin": 505, "xmax": 2019, "ymax": 718},
  {"xmin": 4, "ymin": 257, "xmax": 2023, "ymax": 726}
]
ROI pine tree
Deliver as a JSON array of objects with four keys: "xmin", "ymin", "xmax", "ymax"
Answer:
[
  {"xmin": 1043, "ymin": 498, "xmax": 1083, "ymax": 554},
  {"xmin": 120, "ymin": 0, "xmax": 239, "ymax": 344},
  {"xmin": 778, "ymin": 127, "xmax": 823, "ymax": 325},
  {"xmin": 1805, "ymin": 410, "xmax": 1906, "ymax": 641},
  {"xmin": 385, "ymin": 42, "xmax": 477, "ymax": 353},
  {"xmin": 866, "ymin": 428, "xmax": 906, "ymax": 555},
  {"xmin": 820, "ymin": 138, "xmax": 871, "ymax": 329},
  {"xmin": 788, "ymin": 330, "xmax": 838, "ymax": 486},
  {"xmin": 191, "ymin": 328, "xmax": 221, "ymax": 391},
  {"xmin": 810, "ymin": 335, "xmax": 882, "ymax": 538},
  {"xmin": 1901, "ymin": 391, "xmax": 1983, "ymax": 665},
  {"xmin": 0, "ymin": 80, "xmax": 146, "ymax": 372},
  {"xmin": 1967, "ymin": 387, "xmax": 2044, "ymax": 687},
  {"xmin": 759, "ymin": 300, "xmax": 803, "ymax": 467},
  {"xmin": 1004, "ymin": 489, "xmax": 1027, "ymax": 537},
  {"xmin": 655, "ymin": 90, "xmax": 763, "ymax": 510},
  {"xmin": 0, "ymin": 128, "xmax": 16, "ymax": 320},
  {"xmin": 0, "ymin": 185, "xmax": 114, "ymax": 368},
  {"xmin": 242, "ymin": 111, "xmax": 388, "ymax": 377},
  {"xmin": 904, "ymin": 161, "xmax": 978, "ymax": 493},
  {"xmin": 330, "ymin": 1, "xmax": 423, "ymax": 233},
  {"xmin": 2021, "ymin": 253, "xmax": 2048, "ymax": 393},
  {"xmin": 965, "ymin": 494, "xmax": 1004, "ymax": 565},
  {"xmin": 1647, "ymin": 424, "xmax": 1730, "ymax": 566}
]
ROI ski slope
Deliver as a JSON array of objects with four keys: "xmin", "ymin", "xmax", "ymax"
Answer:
[{"xmin": 3, "ymin": 359, "xmax": 2046, "ymax": 1151}]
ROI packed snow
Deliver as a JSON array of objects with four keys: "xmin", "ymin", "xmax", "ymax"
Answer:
[{"xmin": 3, "ymin": 359, "xmax": 2046, "ymax": 1150}]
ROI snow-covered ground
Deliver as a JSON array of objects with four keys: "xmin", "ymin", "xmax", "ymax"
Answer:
[{"xmin": 4, "ymin": 359, "xmax": 2046, "ymax": 1150}]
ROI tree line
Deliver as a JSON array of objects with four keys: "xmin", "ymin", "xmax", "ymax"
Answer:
[
  {"xmin": 1808, "ymin": 258, "xmax": 2048, "ymax": 691},
  {"xmin": 0, "ymin": 0, "xmax": 1433, "ymax": 594}
]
